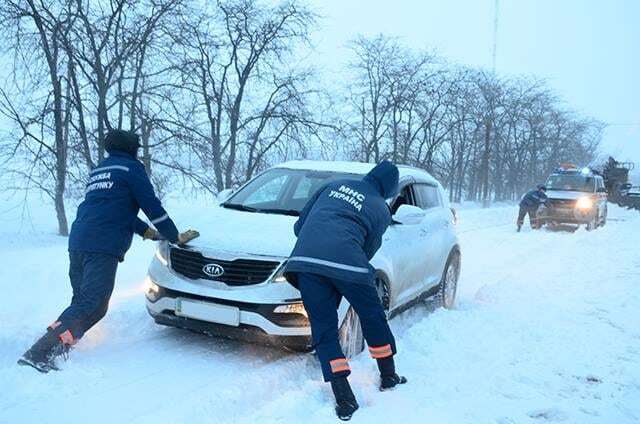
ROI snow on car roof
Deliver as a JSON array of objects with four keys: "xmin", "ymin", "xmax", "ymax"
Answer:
[{"xmin": 275, "ymin": 160, "xmax": 438, "ymax": 184}]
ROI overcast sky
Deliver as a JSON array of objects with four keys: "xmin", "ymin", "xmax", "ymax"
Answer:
[{"xmin": 306, "ymin": 0, "xmax": 640, "ymax": 166}]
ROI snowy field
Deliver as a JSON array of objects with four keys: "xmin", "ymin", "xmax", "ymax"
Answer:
[{"xmin": 0, "ymin": 197, "xmax": 639, "ymax": 423}]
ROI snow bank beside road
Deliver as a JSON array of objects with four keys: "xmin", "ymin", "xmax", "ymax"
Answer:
[{"xmin": 0, "ymin": 199, "xmax": 638, "ymax": 423}]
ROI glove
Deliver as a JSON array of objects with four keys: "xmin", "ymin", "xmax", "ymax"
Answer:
[
  {"xmin": 178, "ymin": 229, "xmax": 200, "ymax": 245},
  {"xmin": 143, "ymin": 227, "xmax": 162, "ymax": 241}
]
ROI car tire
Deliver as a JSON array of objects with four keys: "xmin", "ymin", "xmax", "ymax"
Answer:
[
  {"xmin": 600, "ymin": 206, "xmax": 607, "ymax": 227},
  {"xmin": 338, "ymin": 275, "xmax": 389, "ymax": 358},
  {"xmin": 586, "ymin": 214, "xmax": 598, "ymax": 231},
  {"xmin": 438, "ymin": 250, "xmax": 461, "ymax": 309},
  {"xmin": 374, "ymin": 274, "xmax": 391, "ymax": 318},
  {"xmin": 338, "ymin": 306, "xmax": 364, "ymax": 359}
]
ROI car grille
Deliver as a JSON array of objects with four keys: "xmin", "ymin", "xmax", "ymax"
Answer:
[
  {"xmin": 547, "ymin": 198, "xmax": 576, "ymax": 208},
  {"xmin": 170, "ymin": 248, "xmax": 280, "ymax": 286}
]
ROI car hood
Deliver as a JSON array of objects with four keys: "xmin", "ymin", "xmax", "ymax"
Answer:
[
  {"xmin": 186, "ymin": 206, "xmax": 297, "ymax": 258},
  {"xmin": 546, "ymin": 190, "xmax": 593, "ymax": 200}
]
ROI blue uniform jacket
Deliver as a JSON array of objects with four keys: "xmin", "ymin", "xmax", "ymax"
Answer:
[
  {"xmin": 520, "ymin": 189, "xmax": 548, "ymax": 209},
  {"xmin": 284, "ymin": 163, "xmax": 396, "ymax": 285},
  {"xmin": 68, "ymin": 151, "xmax": 179, "ymax": 260}
]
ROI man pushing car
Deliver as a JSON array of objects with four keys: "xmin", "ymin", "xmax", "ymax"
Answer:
[
  {"xmin": 517, "ymin": 184, "xmax": 548, "ymax": 231},
  {"xmin": 284, "ymin": 160, "xmax": 406, "ymax": 421},
  {"xmin": 18, "ymin": 130, "xmax": 199, "ymax": 373}
]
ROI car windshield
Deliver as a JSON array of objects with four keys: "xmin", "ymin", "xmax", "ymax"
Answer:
[
  {"xmin": 222, "ymin": 168, "xmax": 362, "ymax": 216},
  {"xmin": 546, "ymin": 174, "xmax": 596, "ymax": 193}
]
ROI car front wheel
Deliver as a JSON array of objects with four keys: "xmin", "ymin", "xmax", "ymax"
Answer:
[
  {"xmin": 338, "ymin": 306, "xmax": 364, "ymax": 358},
  {"xmin": 438, "ymin": 250, "xmax": 461, "ymax": 309},
  {"xmin": 338, "ymin": 275, "xmax": 389, "ymax": 358}
]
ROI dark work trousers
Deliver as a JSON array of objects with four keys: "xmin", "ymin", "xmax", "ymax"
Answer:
[
  {"xmin": 296, "ymin": 272, "xmax": 396, "ymax": 382},
  {"xmin": 57, "ymin": 251, "xmax": 119, "ymax": 340},
  {"xmin": 517, "ymin": 206, "xmax": 539, "ymax": 229}
]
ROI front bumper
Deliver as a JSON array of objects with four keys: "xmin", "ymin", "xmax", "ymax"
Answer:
[
  {"xmin": 541, "ymin": 207, "xmax": 595, "ymax": 224},
  {"xmin": 145, "ymin": 256, "xmax": 313, "ymax": 351}
]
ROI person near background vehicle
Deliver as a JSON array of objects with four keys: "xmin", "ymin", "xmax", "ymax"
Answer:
[
  {"xmin": 18, "ymin": 130, "xmax": 199, "ymax": 373},
  {"xmin": 517, "ymin": 184, "xmax": 548, "ymax": 232},
  {"xmin": 283, "ymin": 160, "xmax": 406, "ymax": 421}
]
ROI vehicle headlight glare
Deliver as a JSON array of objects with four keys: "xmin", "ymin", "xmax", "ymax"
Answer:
[{"xmin": 576, "ymin": 197, "xmax": 593, "ymax": 210}]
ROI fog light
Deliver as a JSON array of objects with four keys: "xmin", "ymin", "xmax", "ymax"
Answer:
[
  {"xmin": 144, "ymin": 277, "xmax": 161, "ymax": 301},
  {"xmin": 274, "ymin": 303, "xmax": 308, "ymax": 318},
  {"xmin": 575, "ymin": 197, "xmax": 593, "ymax": 210}
]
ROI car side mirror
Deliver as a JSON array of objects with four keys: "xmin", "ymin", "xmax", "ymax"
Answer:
[
  {"xmin": 217, "ymin": 188, "xmax": 234, "ymax": 203},
  {"xmin": 392, "ymin": 204, "xmax": 426, "ymax": 225}
]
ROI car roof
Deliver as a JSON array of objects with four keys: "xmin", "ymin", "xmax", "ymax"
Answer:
[{"xmin": 274, "ymin": 160, "xmax": 440, "ymax": 185}]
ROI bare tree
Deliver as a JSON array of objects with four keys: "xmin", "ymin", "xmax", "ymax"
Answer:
[
  {"xmin": 0, "ymin": 0, "xmax": 72, "ymax": 235},
  {"xmin": 172, "ymin": 0, "xmax": 318, "ymax": 191}
]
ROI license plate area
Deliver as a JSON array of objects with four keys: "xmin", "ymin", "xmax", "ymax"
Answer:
[{"xmin": 175, "ymin": 298, "xmax": 240, "ymax": 326}]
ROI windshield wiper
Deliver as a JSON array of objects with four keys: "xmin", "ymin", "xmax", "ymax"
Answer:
[
  {"xmin": 221, "ymin": 203, "xmax": 298, "ymax": 216},
  {"xmin": 221, "ymin": 203, "xmax": 259, "ymax": 213},
  {"xmin": 259, "ymin": 208, "xmax": 300, "ymax": 216}
]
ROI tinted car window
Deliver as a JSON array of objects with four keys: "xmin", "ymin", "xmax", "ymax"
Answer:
[{"xmin": 414, "ymin": 184, "xmax": 442, "ymax": 209}]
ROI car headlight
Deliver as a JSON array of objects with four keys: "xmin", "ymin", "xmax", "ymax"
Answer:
[
  {"xmin": 575, "ymin": 197, "xmax": 593, "ymax": 210},
  {"xmin": 273, "ymin": 303, "xmax": 308, "ymax": 318},
  {"xmin": 155, "ymin": 241, "xmax": 169, "ymax": 266}
]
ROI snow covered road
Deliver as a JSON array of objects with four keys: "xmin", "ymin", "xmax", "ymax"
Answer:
[{"xmin": 0, "ymin": 201, "xmax": 639, "ymax": 423}]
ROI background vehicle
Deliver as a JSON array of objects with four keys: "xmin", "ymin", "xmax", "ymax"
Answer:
[
  {"xmin": 602, "ymin": 157, "xmax": 634, "ymax": 202},
  {"xmin": 600, "ymin": 157, "xmax": 639, "ymax": 211},
  {"xmin": 540, "ymin": 165, "xmax": 608, "ymax": 230},
  {"xmin": 144, "ymin": 161, "xmax": 460, "ymax": 357}
]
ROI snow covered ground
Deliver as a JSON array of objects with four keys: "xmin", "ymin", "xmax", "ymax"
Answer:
[{"xmin": 0, "ymin": 197, "xmax": 639, "ymax": 423}]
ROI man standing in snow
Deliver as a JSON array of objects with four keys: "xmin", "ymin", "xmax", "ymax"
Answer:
[
  {"xmin": 517, "ymin": 184, "xmax": 548, "ymax": 231},
  {"xmin": 284, "ymin": 160, "xmax": 406, "ymax": 421},
  {"xmin": 18, "ymin": 130, "xmax": 199, "ymax": 373}
]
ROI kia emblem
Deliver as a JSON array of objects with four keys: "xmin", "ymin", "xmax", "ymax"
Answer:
[{"xmin": 203, "ymin": 263, "xmax": 224, "ymax": 278}]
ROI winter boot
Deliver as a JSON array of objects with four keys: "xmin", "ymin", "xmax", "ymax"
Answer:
[
  {"xmin": 18, "ymin": 324, "xmax": 72, "ymax": 373},
  {"xmin": 377, "ymin": 356, "xmax": 408, "ymax": 391},
  {"xmin": 517, "ymin": 223, "xmax": 522, "ymax": 232},
  {"xmin": 331, "ymin": 377, "xmax": 359, "ymax": 421}
]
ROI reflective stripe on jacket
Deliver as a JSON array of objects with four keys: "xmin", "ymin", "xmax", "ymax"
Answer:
[{"xmin": 69, "ymin": 150, "xmax": 179, "ymax": 259}]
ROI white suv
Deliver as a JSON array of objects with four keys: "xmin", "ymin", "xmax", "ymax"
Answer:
[{"xmin": 144, "ymin": 161, "xmax": 460, "ymax": 356}]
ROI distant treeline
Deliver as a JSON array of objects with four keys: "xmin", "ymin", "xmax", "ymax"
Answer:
[{"xmin": 0, "ymin": 0, "xmax": 601, "ymax": 235}]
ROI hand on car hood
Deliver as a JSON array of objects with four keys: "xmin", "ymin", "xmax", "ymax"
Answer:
[{"xmin": 184, "ymin": 205, "xmax": 298, "ymax": 258}]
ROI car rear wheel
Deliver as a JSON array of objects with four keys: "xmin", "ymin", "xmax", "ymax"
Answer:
[
  {"xmin": 600, "ymin": 206, "xmax": 608, "ymax": 227},
  {"xmin": 586, "ymin": 214, "xmax": 598, "ymax": 231},
  {"xmin": 438, "ymin": 250, "xmax": 460, "ymax": 309},
  {"xmin": 338, "ymin": 275, "xmax": 389, "ymax": 358}
]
